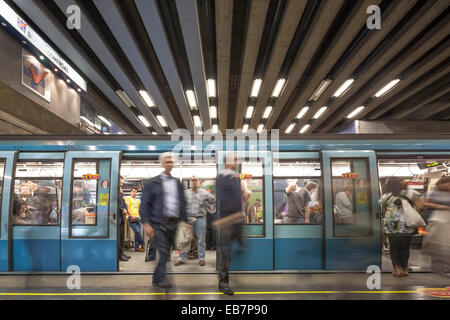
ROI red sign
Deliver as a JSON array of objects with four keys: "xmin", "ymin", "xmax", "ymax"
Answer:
[
  {"xmin": 417, "ymin": 287, "xmax": 450, "ymax": 298},
  {"xmin": 82, "ymin": 174, "xmax": 99, "ymax": 180},
  {"xmin": 342, "ymin": 172, "xmax": 359, "ymax": 179},
  {"xmin": 407, "ymin": 182, "xmax": 424, "ymax": 185},
  {"xmin": 29, "ymin": 66, "xmax": 48, "ymax": 85},
  {"xmin": 238, "ymin": 173, "xmax": 253, "ymax": 180}
]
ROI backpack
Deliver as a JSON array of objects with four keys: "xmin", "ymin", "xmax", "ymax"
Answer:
[{"xmin": 383, "ymin": 194, "xmax": 409, "ymax": 234}]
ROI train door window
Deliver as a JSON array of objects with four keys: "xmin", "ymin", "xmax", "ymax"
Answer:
[
  {"xmin": 273, "ymin": 160, "xmax": 323, "ymax": 224},
  {"xmin": 0, "ymin": 160, "xmax": 4, "ymax": 228},
  {"xmin": 331, "ymin": 159, "xmax": 372, "ymax": 237},
  {"xmin": 13, "ymin": 161, "xmax": 64, "ymax": 225},
  {"xmin": 241, "ymin": 160, "xmax": 264, "ymax": 225},
  {"xmin": 71, "ymin": 161, "xmax": 99, "ymax": 225}
]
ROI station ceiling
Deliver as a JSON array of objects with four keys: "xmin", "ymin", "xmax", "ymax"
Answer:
[{"xmin": 10, "ymin": 0, "xmax": 450, "ymax": 135}]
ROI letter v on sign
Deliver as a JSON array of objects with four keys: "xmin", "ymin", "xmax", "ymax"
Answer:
[{"xmin": 30, "ymin": 66, "xmax": 48, "ymax": 85}]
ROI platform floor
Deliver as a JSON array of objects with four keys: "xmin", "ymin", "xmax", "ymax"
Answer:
[{"xmin": 0, "ymin": 273, "xmax": 448, "ymax": 300}]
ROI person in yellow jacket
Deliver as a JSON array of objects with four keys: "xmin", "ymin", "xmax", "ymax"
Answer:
[{"xmin": 125, "ymin": 188, "xmax": 145, "ymax": 252}]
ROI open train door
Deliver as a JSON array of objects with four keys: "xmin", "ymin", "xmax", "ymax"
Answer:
[
  {"xmin": 322, "ymin": 150, "xmax": 381, "ymax": 270},
  {"xmin": 0, "ymin": 151, "xmax": 15, "ymax": 271},
  {"xmin": 60, "ymin": 151, "xmax": 121, "ymax": 271}
]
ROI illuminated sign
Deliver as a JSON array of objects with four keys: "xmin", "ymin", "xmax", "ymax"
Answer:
[
  {"xmin": 238, "ymin": 173, "xmax": 253, "ymax": 180},
  {"xmin": 82, "ymin": 174, "xmax": 99, "ymax": 180},
  {"xmin": 342, "ymin": 172, "xmax": 359, "ymax": 179},
  {"xmin": 426, "ymin": 162, "xmax": 440, "ymax": 168},
  {"xmin": 0, "ymin": 0, "xmax": 86, "ymax": 91}
]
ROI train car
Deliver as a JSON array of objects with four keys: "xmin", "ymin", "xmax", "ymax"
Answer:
[{"xmin": 0, "ymin": 134, "xmax": 449, "ymax": 273}]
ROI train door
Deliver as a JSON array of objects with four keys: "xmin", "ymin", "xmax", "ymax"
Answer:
[
  {"xmin": 272, "ymin": 152, "xmax": 324, "ymax": 270},
  {"xmin": 322, "ymin": 150, "xmax": 381, "ymax": 270},
  {"xmin": 10, "ymin": 153, "xmax": 64, "ymax": 271},
  {"xmin": 60, "ymin": 151, "xmax": 120, "ymax": 271},
  {"xmin": 0, "ymin": 151, "xmax": 15, "ymax": 271},
  {"xmin": 217, "ymin": 151, "xmax": 273, "ymax": 271}
]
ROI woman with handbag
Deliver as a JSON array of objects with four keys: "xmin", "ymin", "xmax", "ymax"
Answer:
[{"xmin": 379, "ymin": 177, "xmax": 417, "ymax": 277}]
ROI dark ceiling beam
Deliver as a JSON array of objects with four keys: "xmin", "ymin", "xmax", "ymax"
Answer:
[
  {"xmin": 215, "ymin": 0, "xmax": 233, "ymax": 132},
  {"xmin": 316, "ymin": 0, "xmax": 449, "ymax": 133},
  {"xmin": 416, "ymin": 93, "xmax": 450, "ymax": 120},
  {"xmin": 264, "ymin": 0, "xmax": 345, "ymax": 130}
]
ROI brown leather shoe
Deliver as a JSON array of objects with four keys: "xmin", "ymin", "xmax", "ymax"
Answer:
[
  {"xmin": 135, "ymin": 247, "xmax": 145, "ymax": 252},
  {"xmin": 199, "ymin": 260, "xmax": 205, "ymax": 266},
  {"xmin": 174, "ymin": 260, "xmax": 185, "ymax": 266}
]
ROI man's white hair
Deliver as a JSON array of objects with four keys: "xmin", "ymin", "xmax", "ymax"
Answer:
[{"xmin": 159, "ymin": 152, "xmax": 177, "ymax": 164}]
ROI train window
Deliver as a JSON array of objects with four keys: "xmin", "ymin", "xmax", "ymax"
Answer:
[
  {"xmin": 273, "ymin": 161, "xmax": 323, "ymax": 224},
  {"xmin": 0, "ymin": 160, "xmax": 4, "ymax": 228},
  {"xmin": 12, "ymin": 161, "xmax": 63, "ymax": 225},
  {"xmin": 241, "ymin": 161, "xmax": 264, "ymax": 225},
  {"xmin": 71, "ymin": 161, "xmax": 98, "ymax": 225},
  {"xmin": 331, "ymin": 159, "xmax": 372, "ymax": 237}
]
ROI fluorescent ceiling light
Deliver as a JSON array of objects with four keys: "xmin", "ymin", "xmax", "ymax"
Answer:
[
  {"xmin": 167, "ymin": 132, "xmax": 172, "ymax": 135},
  {"xmin": 212, "ymin": 124, "xmax": 218, "ymax": 133},
  {"xmin": 242, "ymin": 124, "xmax": 249, "ymax": 133},
  {"xmin": 257, "ymin": 124, "xmax": 264, "ymax": 133},
  {"xmin": 97, "ymin": 115, "xmax": 111, "ymax": 127},
  {"xmin": 296, "ymin": 106, "xmax": 309, "ymax": 119},
  {"xmin": 374, "ymin": 79, "xmax": 400, "ymax": 97},
  {"xmin": 193, "ymin": 115, "xmax": 202, "ymax": 127},
  {"xmin": 250, "ymin": 79, "xmax": 262, "ymax": 97},
  {"xmin": 310, "ymin": 79, "xmax": 332, "ymax": 101},
  {"xmin": 156, "ymin": 115, "xmax": 167, "ymax": 127},
  {"xmin": 299, "ymin": 124, "xmax": 310, "ymax": 134},
  {"xmin": 198, "ymin": 130, "xmax": 203, "ymax": 135},
  {"xmin": 151, "ymin": 131, "xmax": 157, "ymax": 135},
  {"xmin": 207, "ymin": 79, "xmax": 216, "ymax": 97},
  {"xmin": 186, "ymin": 90, "xmax": 197, "ymax": 108},
  {"xmin": 333, "ymin": 79, "xmax": 354, "ymax": 98},
  {"xmin": 139, "ymin": 90, "xmax": 155, "ymax": 107},
  {"xmin": 285, "ymin": 123, "xmax": 295, "ymax": 134},
  {"xmin": 80, "ymin": 116, "xmax": 94, "ymax": 127},
  {"xmin": 346, "ymin": 106, "xmax": 365, "ymax": 119},
  {"xmin": 313, "ymin": 106, "xmax": 328, "ymax": 119},
  {"xmin": 138, "ymin": 115, "xmax": 151, "ymax": 127},
  {"xmin": 210, "ymin": 106, "xmax": 217, "ymax": 118},
  {"xmin": 245, "ymin": 106, "xmax": 254, "ymax": 119},
  {"xmin": 272, "ymin": 79, "xmax": 286, "ymax": 97},
  {"xmin": 262, "ymin": 106, "xmax": 273, "ymax": 119},
  {"xmin": 116, "ymin": 90, "xmax": 134, "ymax": 108}
]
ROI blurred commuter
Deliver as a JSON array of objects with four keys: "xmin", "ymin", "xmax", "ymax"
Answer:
[
  {"xmin": 380, "ymin": 177, "xmax": 415, "ymax": 277},
  {"xmin": 285, "ymin": 180, "xmax": 316, "ymax": 224},
  {"xmin": 15, "ymin": 183, "xmax": 41, "ymax": 224},
  {"xmin": 118, "ymin": 177, "xmax": 131, "ymax": 261},
  {"xmin": 12, "ymin": 199, "xmax": 32, "ymax": 224},
  {"xmin": 422, "ymin": 176, "xmax": 450, "ymax": 273},
  {"xmin": 400, "ymin": 180, "xmax": 424, "ymax": 212},
  {"xmin": 126, "ymin": 188, "xmax": 145, "ymax": 252},
  {"xmin": 175, "ymin": 176, "xmax": 215, "ymax": 267},
  {"xmin": 140, "ymin": 152, "xmax": 188, "ymax": 288},
  {"xmin": 335, "ymin": 186, "xmax": 353, "ymax": 224},
  {"xmin": 215, "ymin": 153, "xmax": 251, "ymax": 295},
  {"xmin": 205, "ymin": 190, "xmax": 217, "ymax": 250},
  {"xmin": 246, "ymin": 198, "xmax": 261, "ymax": 224},
  {"xmin": 422, "ymin": 176, "xmax": 450, "ymax": 222}
]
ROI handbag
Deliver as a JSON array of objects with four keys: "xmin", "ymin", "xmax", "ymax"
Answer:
[
  {"xmin": 401, "ymin": 198, "xmax": 426, "ymax": 228},
  {"xmin": 175, "ymin": 222, "xmax": 193, "ymax": 250}
]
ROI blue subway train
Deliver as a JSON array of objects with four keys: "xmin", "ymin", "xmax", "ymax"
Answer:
[{"xmin": 0, "ymin": 134, "xmax": 449, "ymax": 273}]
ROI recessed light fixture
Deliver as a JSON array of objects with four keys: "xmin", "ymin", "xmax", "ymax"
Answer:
[
  {"xmin": 193, "ymin": 115, "xmax": 202, "ymax": 127},
  {"xmin": 156, "ymin": 115, "xmax": 167, "ymax": 127},
  {"xmin": 54, "ymin": 68, "xmax": 58, "ymax": 72},
  {"xmin": 242, "ymin": 124, "xmax": 249, "ymax": 133},
  {"xmin": 39, "ymin": 55, "xmax": 44, "ymax": 60},
  {"xmin": 257, "ymin": 124, "xmax": 264, "ymax": 133},
  {"xmin": 245, "ymin": 106, "xmax": 254, "ymax": 119},
  {"xmin": 313, "ymin": 106, "xmax": 328, "ymax": 119},
  {"xmin": 262, "ymin": 106, "xmax": 273, "ymax": 119},
  {"xmin": 272, "ymin": 78, "xmax": 286, "ymax": 97},
  {"xmin": 138, "ymin": 115, "xmax": 151, "ymax": 127},
  {"xmin": 296, "ymin": 106, "xmax": 309, "ymax": 119},
  {"xmin": 212, "ymin": 124, "xmax": 218, "ymax": 133},
  {"xmin": 66, "ymin": 79, "xmax": 71, "ymax": 83},
  {"xmin": 116, "ymin": 90, "xmax": 134, "ymax": 108},
  {"xmin": 77, "ymin": 88, "xmax": 82, "ymax": 93},
  {"xmin": 346, "ymin": 106, "xmax": 365, "ymax": 119},
  {"xmin": 210, "ymin": 106, "xmax": 217, "ymax": 118},
  {"xmin": 22, "ymin": 40, "xmax": 27, "ymax": 45},
  {"xmin": 310, "ymin": 79, "xmax": 332, "ymax": 101},
  {"xmin": 98, "ymin": 115, "xmax": 111, "ymax": 126},
  {"xmin": 285, "ymin": 123, "xmax": 295, "ymax": 134},
  {"xmin": 1, "ymin": 22, "xmax": 7, "ymax": 27},
  {"xmin": 186, "ymin": 90, "xmax": 197, "ymax": 108},
  {"xmin": 207, "ymin": 79, "xmax": 216, "ymax": 97},
  {"xmin": 374, "ymin": 79, "xmax": 400, "ymax": 97},
  {"xmin": 333, "ymin": 79, "xmax": 354, "ymax": 98},
  {"xmin": 198, "ymin": 130, "xmax": 203, "ymax": 135},
  {"xmin": 250, "ymin": 79, "xmax": 262, "ymax": 97},
  {"xmin": 80, "ymin": 116, "xmax": 94, "ymax": 127},
  {"xmin": 299, "ymin": 124, "xmax": 310, "ymax": 134},
  {"xmin": 139, "ymin": 90, "xmax": 155, "ymax": 107}
]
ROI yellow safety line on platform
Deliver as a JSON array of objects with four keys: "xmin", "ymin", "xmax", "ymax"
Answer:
[{"xmin": 0, "ymin": 290, "xmax": 418, "ymax": 296}]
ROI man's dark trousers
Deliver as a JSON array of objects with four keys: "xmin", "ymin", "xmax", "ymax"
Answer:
[
  {"xmin": 153, "ymin": 217, "xmax": 179, "ymax": 284},
  {"xmin": 217, "ymin": 223, "xmax": 242, "ymax": 288}
]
